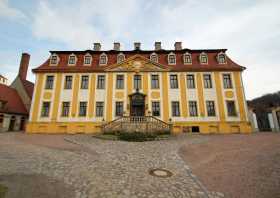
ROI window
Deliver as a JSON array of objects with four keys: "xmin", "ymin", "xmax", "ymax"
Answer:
[
  {"xmin": 203, "ymin": 74, "xmax": 212, "ymax": 88},
  {"xmin": 115, "ymin": 102, "xmax": 124, "ymax": 116},
  {"xmin": 97, "ymin": 75, "xmax": 105, "ymax": 89},
  {"xmin": 170, "ymin": 74, "xmax": 178, "ymax": 89},
  {"xmin": 150, "ymin": 53, "xmax": 158, "ymax": 63},
  {"xmin": 84, "ymin": 54, "xmax": 92, "ymax": 65},
  {"xmin": 117, "ymin": 53, "xmax": 125, "ymax": 63},
  {"xmin": 68, "ymin": 54, "xmax": 76, "ymax": 65},
  {"xmin": 99, "ymin": 53, "xmax": 107, "ymax": 65},
  {"xmin": 45, "ymin": 76, "xmax": 54, "ymax": 89},
  {"xmin": 199, "ymin": 52, "xmax": 208, "ymax": 64},
  {"xmin": 217, "ymin": 53, "xmax": 226, "ymax": 64},
  {"xmin": 183, "ymin": 53, "xmax": 192, "ymax": 64},
  {"xmin": 41, "ymin": 102, "xmax": 50, "ymax": 117},
  {"xmin": 187, "ymin": 74, "xmax": 195, "ymax": 89},
  {"xmin": 152, "ymin": 101, "xmax": 160, "ymax": 116},
  {"xmin": 50, "ymin": 54, "xmax": 58, "ymax": 65},
  {"xmin": 134, "ymin": 75, "xmax": 142, "ymax": 90},
  {"xmin": 206, "ymin": 101, "xmax": 216, "ymax": 116},
  {"xmin": 116, "ymin": 75, "xmax": 124, "ymax": 89},
  {"xmin": 61, "ymin": 102, "xmax": 70, "ymax": 117},
  {"xmin": 168, "ymin": 53, "xmax": 176, "ymax": 65},
  {"xmin": 223, "ymin": 74, "xmax": 233, "ymax": 89},
  {"xmin": 172, "ymin": 101, "xmax": 180, "ymax": 117},
  {"xmin": 226, "ymin": 101, "xmax": 237, "ymax": 116},
  {"xmin": 79, "ymin": 101, "xmax": 87, "ymax": 116},
  {"xmin": 81, "ymin": 75, "xmax": 89, "ymax": 89},
  {"xmin": 64, "ymin": 76, "xmax": 72, "ymax": 89},
  {"xmin": 151, "ymin": 74, "xmax": 159, "ymax": 89},
  {"xmin": 96, "ymin": 102, "xmax": 104, "ymax": 117},
  {"xmin": 189, "ymin": 101, "xmax": 198, "ymax": 117}
]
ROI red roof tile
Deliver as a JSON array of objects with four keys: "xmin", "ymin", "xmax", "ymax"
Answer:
[
  {"xmin": 0, "ymin": 84, "xmax": 28, "ymax": 115},
  {"xmin": 32, "ymin": 49, "xmax": 245, "ymax": 73}
]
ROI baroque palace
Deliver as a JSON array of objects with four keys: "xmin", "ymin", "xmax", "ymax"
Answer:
[{"xmin": 26, "ymin": 42, "xmax": 252, "ymax": 134}]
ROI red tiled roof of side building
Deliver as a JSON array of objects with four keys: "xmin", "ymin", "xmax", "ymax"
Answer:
[
  {"xmin": 21, "ymin": 79, "xmax": 34, "ymax": 99},
  {"xmin": 32, "ymin": 49, "xmax": 245, "ymax": 73},
  {"xmin": 0, "ymin": 84, "xmax": 28, "ymax": 115}
]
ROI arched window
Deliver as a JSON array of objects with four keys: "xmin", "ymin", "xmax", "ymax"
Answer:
[
  {"xmin": 84, "ymin": 53, "xmax": 92, "ymax": 65},
  {"xmin": 150, "ymin": 52, "xmax": 158, "ymax": 63},
  {"xmin": 217, "ymin": 52, "xmax": 226, "ymax": 64},
  {"xmin": 168, "ymin": 52, "xmax": 176, "ymax": 65},
  {"xmin": 50, "ymin": 54, "xmax": 59, "ymax": 65},
  {"xmin": 183, "ymin": 52, "xmax": 192, "ymax": 64},
  {"xmin": 99, "ymin": 53, "xmax": 108, "ymax": 65},
  {"xmin": 117, "ymin": 53, "xmax": 125, "ymax": 63},
  {"xmin": 199, "ymin": 52, "xmax": 208, "ymax": 64},
  {"xmin": 68, "ymin": 54, "xmax": 77, "ymax": 65}
]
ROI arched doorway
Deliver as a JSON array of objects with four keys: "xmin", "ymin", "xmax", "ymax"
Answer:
[
  {"xmin": 129, "ymin": 92, "xmax": 145, "ymax": 116},
  {"xmin": 20, "ymin": 117, "xmax": 25, "ymax": 131},
  {"xmin": 9, "ymin": 116, "xmax": 16, "ymax": 131}
]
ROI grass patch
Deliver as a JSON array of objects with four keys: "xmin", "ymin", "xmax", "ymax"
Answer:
[{"xmin": 0, "ymin": 184, "xmax": 8, "ymax": 198}]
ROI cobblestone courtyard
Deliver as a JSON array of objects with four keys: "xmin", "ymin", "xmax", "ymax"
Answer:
[{"xmin": 0, "ymin": 133, "xmax": 222, "ymax": 198}]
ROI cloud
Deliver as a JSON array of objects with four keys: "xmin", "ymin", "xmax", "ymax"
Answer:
[
  {"xmin": 0, "ymin": 0, "xmax": 26, "ymax": 19},
  {"xmin": 28, "ymin": 0, "xmax": 280, "ymax": 98},
  {"xmin": 31, "ymin": 0, "xmax": 139, "ymax": 49}
]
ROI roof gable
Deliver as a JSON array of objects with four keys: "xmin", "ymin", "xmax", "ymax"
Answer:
[{"xmin": 105, "ymin": 54, "xmax": 170, "ymax": 72}]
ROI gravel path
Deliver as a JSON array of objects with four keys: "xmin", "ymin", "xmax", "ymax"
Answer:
[
  {"xmin": 179, "ymin": 133, "xmax": 280, "ymax": 198},
  {"xmin": 0, "ymin": 133, "xmax": 223, "ymax": 198}
]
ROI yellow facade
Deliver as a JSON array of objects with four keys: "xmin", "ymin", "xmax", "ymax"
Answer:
[{"xmin": 26, "ymin": 54, "xmax": 252, "ymax": 134}]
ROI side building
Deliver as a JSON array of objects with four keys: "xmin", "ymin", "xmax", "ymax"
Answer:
[
  {"xmin": 0, "ymin": 53, "xmax": 34, "ymax": 132},
  {"xmin": 26, "ymin": 42, "xmax": 251, "ymax": 134}
]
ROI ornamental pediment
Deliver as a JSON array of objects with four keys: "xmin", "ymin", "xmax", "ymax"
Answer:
[{"xmin": 105, "ymin": 55, "xmax": 170, "ymax": 72}]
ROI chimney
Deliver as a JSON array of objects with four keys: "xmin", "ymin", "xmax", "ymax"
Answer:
[
  {"xmin": 134, "ymin": 42, "xmax": 141, "ymax": 50},
  {"xmin": 93, "ymin": 43, "xmax": 101, "ymax": 51},
  {"xmin": 18, "ymin": 53, "xmax": 30, "ymax": 80},
  {"xmin": 154, "ymin": 42, "xmax": 162, "ymax": 51},
  {"xmin": 113, "ymin": 42, "xmax": 120, "ymax": 51},
  {"xmin": 174, "ymin": 42, "xmax": 182, "ymax": 50}
]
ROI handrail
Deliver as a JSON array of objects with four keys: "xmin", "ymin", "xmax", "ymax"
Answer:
[{"xmin": 102, "ymin": 115, "xmax": 172, "ymax": 134}]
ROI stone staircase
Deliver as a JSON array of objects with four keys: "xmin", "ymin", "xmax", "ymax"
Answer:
[{"xmin": 102, "ymin": 116, "xmax": 172, "ymax": 134}]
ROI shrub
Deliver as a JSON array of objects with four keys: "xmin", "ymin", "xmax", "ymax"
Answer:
[{"xmin": 118, "ymin": 132, "xmax": 157, "ymax": 142}]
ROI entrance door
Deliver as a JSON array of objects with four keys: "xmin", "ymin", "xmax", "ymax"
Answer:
[
  {"xmin": 9, "ymin": 116, "xmax": 16, "ymax": 131},
  {"xmin": 130, "ymin": 93, "xmax": 145, "ymax": 116}
]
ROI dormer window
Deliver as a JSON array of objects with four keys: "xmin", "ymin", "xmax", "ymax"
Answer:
[
  {"xmin": 99, "ymin": 53, "xmax": 107, "ymax": 65},
  {"xmin": 150, "ymin": 53, "xmax": 158, "ymax": 63},
  {"xmin": 217, "ymin": 52, "xmax": 226, "ymax": 64},
  {"xmin": 50, "ymin": 54, "xmax": 59, "ymax": 65},
  {"xmin": 84, "ymin": 53, "xmax": 92, "ymax": 65},
  {"xmin": 68, "ymin": 54, "xmax": 77, "ymax": 65},
  {"xmin": 183, "ymin": 52, "xmax": 192, "ymax": 64},
  {"xmin": 199, "ymin": 52, "xmax": 208, "ymax": 64},
  {"xmin": 168, "ymin": 52, "xmax": 176, "ymax": 65},
  {"xmin": 117, "ymin": 53, "xmax": 125, "ymax": 63}
]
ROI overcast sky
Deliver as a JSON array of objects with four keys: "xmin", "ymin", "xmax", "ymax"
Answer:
[{"xmin": 0, "ymin": 0, "xmax": 279, "ymax": 99}]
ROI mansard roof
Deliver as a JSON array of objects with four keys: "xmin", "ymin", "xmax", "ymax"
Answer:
[{"xmin": 33, "ymin": 48, "xmax": 245, "ymax": 73}]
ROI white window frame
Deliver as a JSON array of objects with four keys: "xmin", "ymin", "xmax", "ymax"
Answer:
[
  {"xmin": 99, "ymin": 53, "xmax": 108, "ymax": 66},
  {"xmin": 83, "ymin": 53, "xmax": 92, "ymax": 66},
  {"xmin": 68, "ymin": 53, "xmax": 77, "ymax": 66},
  {"xmin": 150, "ymin": 52, "xmax": 158, "ymax": 63},
  {"xmin": 199, "ymin": 52, "xmax": 208, "ymax": 64},
  {"xmin": 183, "ymin": 52, "xmax": 192, "ymax": 65},
  {"xmin": 117, "ymin": 53, "xmax": 125, "ymax": 64},
  {"xmin": 49, "ymin": 53, "xmax": 59, "ymax": 66},
  {"xmin": 168, "ymin": 52, "xmax": 176, "ymax": 65},
  {"xmin": 217, "ymin": 52, "xmax": 227, "ymax": 64}
]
